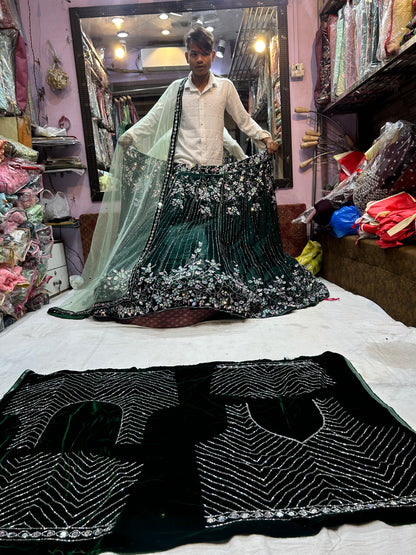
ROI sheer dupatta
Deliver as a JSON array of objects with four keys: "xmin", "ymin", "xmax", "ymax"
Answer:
[{"xmin": 49, "ymin": 79, "xmax": 187, "ymax": 318}]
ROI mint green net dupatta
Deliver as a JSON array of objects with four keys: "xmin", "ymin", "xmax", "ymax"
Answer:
[{"xmin": 48, "ymin": 79, "xmax": 187, "ymax": 319}]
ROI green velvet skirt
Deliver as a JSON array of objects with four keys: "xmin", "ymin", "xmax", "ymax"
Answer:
[{"xmin": 78, "ymin": 151, "xmax": 328, "ymax": 322}]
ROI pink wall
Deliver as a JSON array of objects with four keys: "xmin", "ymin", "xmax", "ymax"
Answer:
[
  {"xmin": 281, "ymin": 0, "xmax": 319, "ymax": 207},
  {"xmin": 20, "ymin": 0, "xmax": 320, "ymax": 269}
]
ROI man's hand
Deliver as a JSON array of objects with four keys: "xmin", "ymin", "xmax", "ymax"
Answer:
[
  {"xmin": 118, "ymin": 133, "xmax": 133, "ymax": 151},
  {"xmin": 264, "ymin": 137, "xmax": 279, "ymax": 155}
]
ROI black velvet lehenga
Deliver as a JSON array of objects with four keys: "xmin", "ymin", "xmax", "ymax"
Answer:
[
  {"xmin": 0, "ymin": 353, "xmax": 415, "ymax": 554},
  {"xmin": 48, "ymin": 78, "xmax": 328, "ymax": 326}
]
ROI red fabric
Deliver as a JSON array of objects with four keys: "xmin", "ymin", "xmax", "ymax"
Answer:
[
  {"xmin": 366, "ymin": 192, "xmax": 416, "ymax": 248},
  {"xmin": 376, "ymin": 208, "xmax": 416, "ymax": 247},
  {"xmin": 337, "ymin": 151, "xmax": 365, "ymax": 182},
  {"xmin": 361, "ymin": 222, "xmax": 378, "ymax": 234},
  {"xmin": 366, "ymin": 191, "xmax": 416, "ymax": 219}
]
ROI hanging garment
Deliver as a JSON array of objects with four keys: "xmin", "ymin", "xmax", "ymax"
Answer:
[
  {"xmin": 127, "ymin": 95, "xmax": 139, "ymax": 124},
  {"xmin": 0, "ymin": 0, "xmax": 16, "ymax": 29},
  {"xmin": 379, "ymin": 0, "xmax": 416, "ymax": 58},
  {"xmin": 0, "ymin": 29, "xmax": 20, "ymax": 115},
  {"xmin": 332, "ymin": 7, "xmax": 346, "ymax": 99},
  {"xmin": 48, "ymin": 79, "xmax": 328, "ymax": 324},
  {"xmin": 328, "ymin": 14, "xmax": 338, "ymax": 92},
  {"xmin": 343, "ymin": 0, "xmax": 357, "ymax": 90},
  {"xmin": 314, "ymin": 16, "xmax": 331, "ymax": 108}
]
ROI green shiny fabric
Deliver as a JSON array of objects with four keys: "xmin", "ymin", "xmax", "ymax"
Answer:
[
  {"xmin": 48, "ymin": 78, "xmax": 328, "ymax": 323},
  {"xmin": 0, "ymin": 353, "xmax": 415, "ymax": 554},
  {"xmin": 86, "ymin": 151, "xmax": 328, "ymax": 321}
]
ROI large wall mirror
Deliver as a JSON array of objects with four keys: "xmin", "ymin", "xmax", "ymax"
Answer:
[{"xmin": 69, "ymin": 0, "xmax": 291, "ymax": 201}]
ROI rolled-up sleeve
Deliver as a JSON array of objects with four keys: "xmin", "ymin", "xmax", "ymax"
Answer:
[{"xmin": 224, "ymin": 80, "xmax": 271, "ymax": 149}]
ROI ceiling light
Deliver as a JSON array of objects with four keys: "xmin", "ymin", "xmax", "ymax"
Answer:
[
  {"xmin": 111, "ymin": 17, "xmax": 124, "ymax": 28},
  {"xmin": 254, "ymin": 39, "xmax": 266, "ymax": 53},
  {"xmin": 115, "ymin": 41, "xmax": 126, "ymax": 59},
  {"xmin": 216, "ymin": 39, "xmax": 226, "ymax": 59},
  {"xmin": 159, "ymin": 13, "xmax": 169, "ymax": 20},
  {"xmin": 117, "ymin": 30, "xmax": 128, "ymax": 38},
  {"xmin": 206, "ymin": 25, "xmax": 214, "ymax": 33},
  {"xmin": 161, "ymin": 29, "xmax": 170, "ymax": 36}
]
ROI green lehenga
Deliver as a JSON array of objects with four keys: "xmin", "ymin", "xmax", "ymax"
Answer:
[{"xmin": 48, "ymin": 79, "xmax": 328, "ymax": 324}]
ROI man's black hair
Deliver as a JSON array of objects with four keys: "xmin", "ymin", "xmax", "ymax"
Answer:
[{"xmin": 184, "ymin": 25, "xmax": 215, "ymax": 52}]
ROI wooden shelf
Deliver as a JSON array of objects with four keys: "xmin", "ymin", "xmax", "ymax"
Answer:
[
  {"xmin": 31, "ymin": 137, "xmax": 81, "ymax": 147},
  {"xmin": 321, "ymin": 35, "xmax": 416, "ymax": 115},
  {"xmin": 320, "ymin": 0, "xmax": 345, "ymax": 15},
  {"xmin": 43, "ymin": 167, "xmax": 86, "ymax": 175}
]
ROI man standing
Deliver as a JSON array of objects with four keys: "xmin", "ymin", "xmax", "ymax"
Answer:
[{"xmin": 175, "ymin": 26, "xmax": 278, "ymax": 165}]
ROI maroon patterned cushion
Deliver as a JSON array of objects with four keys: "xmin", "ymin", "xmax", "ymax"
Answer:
[
  {"xmin": 79, "ymin": 213, "xmax": 99, "ymax": 262},
  {"xmin": 277, "ymin": 204, "xmax": 307, "ymax": 257}
]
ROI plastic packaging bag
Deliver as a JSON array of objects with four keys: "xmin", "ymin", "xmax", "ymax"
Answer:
[
  {"xmin": 329, "ymin": 205, "xmax": 360, "ymax": 238},
  {"xmin": 296, "ymin": 240, "xmax": 323, "ymax": 275},
  {"xmin": 377, "ymin": 0, "xmax": 415, "ymax": 60},
  {"xmin": 32, "ymin": 125, "xmax": 67, "ymax": 138},
  {"xmin": 39, "ymin": 190, "xmax": 70, "ymax": 222}
]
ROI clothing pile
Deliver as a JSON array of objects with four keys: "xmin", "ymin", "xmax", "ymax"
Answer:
[
  {"xmin": 0, "ymin": 138, "xmax": 52, "ymax": 328},
  {"xmin": 295, "ymin": 120, "xmax": 416, "ymax": 249},
  {"xmin": 355, "ymin": 191, "xmax": 416, "ymax": 247}
]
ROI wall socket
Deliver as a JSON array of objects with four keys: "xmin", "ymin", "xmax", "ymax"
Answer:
[{"xmin": 291, "ymin": 62, "xmax": 305, "ymax": 78}]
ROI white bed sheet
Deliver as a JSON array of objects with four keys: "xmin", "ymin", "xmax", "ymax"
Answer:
[{"xmin": 1, "ymin": 279, "xmax": 415, "ymax": 554}]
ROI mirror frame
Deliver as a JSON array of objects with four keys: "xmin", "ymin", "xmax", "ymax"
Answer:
[{"xmin": 69, "ymin": 0, "xmax": 291, "ymax": 201}]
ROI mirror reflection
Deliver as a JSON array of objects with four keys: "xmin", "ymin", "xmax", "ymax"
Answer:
[{"xmin": 69, "ymin": 1, "xmax": 292, "ymax": 201}]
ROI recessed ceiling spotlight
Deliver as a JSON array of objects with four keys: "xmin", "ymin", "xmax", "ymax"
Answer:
[
  {"xmin": 216, "ymin": 39, "xmax": 226, "ymax": 59},
  {"xmin": 161, "ymin": 29, "xmax": 170, "ymax": 36},
  {"xmin": 117, "ymin": 31, "xmax": 128, "ymax": 38},
  {"xmin": 206, "ymin": 25, "xmax": 214, "ymax": 33},
  {"xmin": 115, "ymin": 41, "xmax": 126, "ymax": 59},
  {"xmin": 111, "ymin": 17, "xmax": 124, "ymax": 28},
  {"xmin": 159, "ymin": 13, "xmax": 169, "ymax": 20},
  {"xmin": 254, "ymin": 38, "xmax": 266, "ymax": 53}
]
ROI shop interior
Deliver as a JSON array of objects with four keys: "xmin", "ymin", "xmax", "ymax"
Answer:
[{"xmin": 0, "ymin": 1, "xmax": 415, "ymax": 554}]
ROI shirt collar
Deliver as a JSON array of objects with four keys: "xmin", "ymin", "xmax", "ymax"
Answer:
[{"xmin": 185, "ymin": 71, "xmax": 218, "ymax": 93}]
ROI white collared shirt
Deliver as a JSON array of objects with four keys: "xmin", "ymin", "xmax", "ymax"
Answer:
[{"xmin": 174, "ymin": 72, "xmax": 270, "ymax": 166}]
